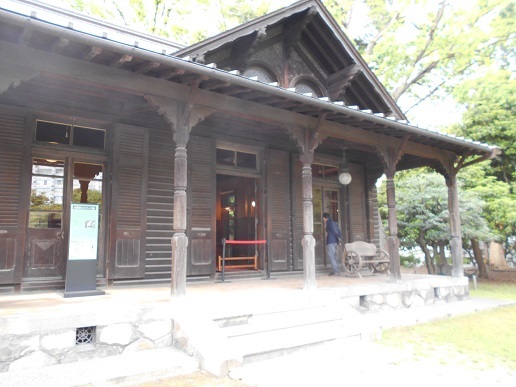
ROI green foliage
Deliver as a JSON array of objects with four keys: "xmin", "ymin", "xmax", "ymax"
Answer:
[
  {"xmin": 378, "ymin": 169, "xmax": 492, "ymax": 261},
  {"xmin": 323, "ymin": 0, "xmax": 515, "ymax": 116},
  {"xmin": 72, "ymin": 188, "xmax": 102, "ymax": 204},
  {"xmin": 400, "ymin": 252, "xmax": 421, "ymax": 268},
  {"xmin": 454, "ymin": 70, "xmax": 516, "ymax": 184},
  {"xmin": 30, "ymin": 190, "xmax": 61, "ymax": 211},
  {"xmin": 217, "ymin": 0, "xmax": 274, "ymax": 31},
  {"xmin": 459, "ymin": 165, "xmax": 516, "ymax": 243},
  {"xmin": 452, "ymin": 70, "xmax": 516, "ymax": 246}
]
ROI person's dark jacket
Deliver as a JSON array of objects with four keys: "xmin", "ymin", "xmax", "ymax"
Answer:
[{"xmin": 326, "ymin": 217, "xmax": 342, "ymax": 244}]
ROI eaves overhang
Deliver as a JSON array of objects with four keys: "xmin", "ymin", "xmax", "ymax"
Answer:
[{"xmin": 0, "ymin": 1, "xmax": 500, "ymax": 161}]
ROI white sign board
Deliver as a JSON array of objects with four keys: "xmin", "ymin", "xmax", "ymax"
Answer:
[{"xmin": 68, "ymin": 204, "xmax": 99, "ymax": 260}]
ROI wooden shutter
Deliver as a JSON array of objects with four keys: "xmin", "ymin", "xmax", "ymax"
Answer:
[
  {"xmin": 267, "ymin": 149, "xmax": 291, "ymax": 271},
  {"xmin": 187, "ymin": 136, "xmax": 215, "ymax": 275},
  {"xmin": 0, "ymin": 107, "xmax": 27, "ymax": 285},
  {"xmin": 109, "ymin": 124, "xmax": 148, "ymax": 279},
  {"xmin": 291, "ymin": 156, "xmax": 304, "ymax": 270},
  {"xmin": 348, "ymin": 163, "xmax": 367, "ymax": 241}
]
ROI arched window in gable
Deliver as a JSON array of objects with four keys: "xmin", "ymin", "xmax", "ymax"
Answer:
[
  {"xmin": 243, "ymin": 66, "xmax": 277, "ymax": 84},
  {"xmin": 294, "ymin": 80, "xmax": 323, "ymax": 97}
]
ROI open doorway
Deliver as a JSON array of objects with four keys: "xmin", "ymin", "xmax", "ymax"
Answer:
[{"xmin": 216, "ymin": 174, "xmax": 259, "ymax": 270}]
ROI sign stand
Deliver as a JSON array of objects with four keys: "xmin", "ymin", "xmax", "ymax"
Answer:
[{"xmin": 63, "ymin": 203, "xmax": 105, "ymax": 298}]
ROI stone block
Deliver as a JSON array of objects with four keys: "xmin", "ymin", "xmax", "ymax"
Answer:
[
  {"xmin": 154, "ymin": 333, "xmax": 173, "ymax": 348},
  {"xmin": 137, "ymin": 319, "xmax": 172, "ymax": 341},
  {"xmin": 8, "ymin": 350, "xmax": 57, "ymax": 371},
  {"xmin": 0, "ymin": 334, "xmax": 39, "ymax": 362},
  {"xmin": 98, "ymin": 323, "xmax": 136, "ymax": 346},
  {"xmin": 435, "ymin": 287, "xmax": 450, "ymax": 300},
  {"xmin": 409, "ymin": 295, "xmax": 425, "ymax": 308},
  {"xmin": 402, "ymin": 292, "xmax": 415, "ymax": 307},
  {"xmin": 40, "ymin": 330, "xmax": 76, "ymax": 357},
  {"xmin": 385, "ymin": 293, "xmax": 401, "ymax": 309},
  {"xmin": 61, "ymin": 343, "xmax": 120, "ymax": 364},
  {"xmin": 123, "ymin": 338, "xmax": 155, "ymax": 353}
]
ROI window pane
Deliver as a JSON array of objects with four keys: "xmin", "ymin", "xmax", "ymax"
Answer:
[
  {"xmin": 28, "ymin": 211, "xmax": 62, "ymax": 228},
  {"xmin": 295, "ymin": 82, "xmax": 321, "ymax": 97},
  {"xmin": 325, "ymin": 190, "xmax": 339, "ymax": 201},
  {"xmin": 324, "ymin": 189, "xmax": 339, "ymax": 221},
  {"xmin": 30, "ymin": 158, "xmax": 64, "ymax": 228},
  {"xmin": 243, "ymin": 67, "xmax": 276, "ymax": 83},
  {"xmin": 73, "ymin": 126, "xmax": 105, "ymax": 149},
  {"xmin": 236, "ymin": 151, "xmax": 257, "ymax": 169},
  {"xmin": 32, "ymin": 158, "xmax": 64, "ymax": 176},
  {"xmin": 35, "ymin": 121, "xmax": 70, "ymax": 145},
  {"xmin": 73, "ymin": 163, "xmax": 103, "ymax": 205},
  {"xmin": 217, "ymin": 148, "xmax": 235, "ymax": 166},
  {"xmin": 313, "ymin": 188, "xmax": 323, "ymax": 223},
  {"xmin": 313, "ymin": 164, "xmax": 338, "ymax": 181},
  {"xmin": 31, "ymin": 158, "xmax": 64, "ymax": 211},
  {"xmin": 323, "ymin": 166, "xmax": 339, "ymax": 181}
]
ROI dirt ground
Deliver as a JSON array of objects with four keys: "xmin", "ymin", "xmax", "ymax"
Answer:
[{"xmin": 480, "ymin": 268, "xmax": 516, "ymax": 283}]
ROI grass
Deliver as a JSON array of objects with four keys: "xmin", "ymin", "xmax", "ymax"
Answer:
[
  {"xmin": 379, "ymin": 282, "xmax": 516, "ymax": 370},
  {"xmin": 470, "ymin": 280, "xmax": 516, "ymax": 300}
]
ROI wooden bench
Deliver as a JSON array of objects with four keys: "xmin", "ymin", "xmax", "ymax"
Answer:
[{"xmin": 217, "ymin": 255, "xmax": 258, "ymax": 271}]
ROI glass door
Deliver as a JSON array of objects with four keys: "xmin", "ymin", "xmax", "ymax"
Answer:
[
  {"xmin": 24, "ymin": 157, "xmax": 104, "ymax": 279},
  {"xmin": 313, "ymin": 187, "xmax": 340, "ymax": 267}
]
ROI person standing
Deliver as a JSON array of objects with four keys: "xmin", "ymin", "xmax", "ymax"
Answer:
[{"xmin": 323, "ymin": 212, "xmax": 342, "ymax": 276}]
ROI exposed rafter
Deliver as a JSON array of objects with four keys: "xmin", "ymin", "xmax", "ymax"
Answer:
[
  {"xmin": 327, "ymin": 64, "xmax": 361, "ymax": 100},
  {"xmin": 283, "ymin": 7, "xmax": 317, "ymax": 59}
]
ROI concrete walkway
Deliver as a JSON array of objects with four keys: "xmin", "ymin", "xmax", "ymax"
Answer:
[{"xmin": 0, "ymin": 274, "xmax": 514, "ymax": 386}]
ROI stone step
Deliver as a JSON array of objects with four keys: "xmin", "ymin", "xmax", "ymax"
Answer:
[
  {"xmin": 229, "ymin": 319, "xmax": 362, "ymax": 364},
  {"xmin": 219, "ymin": 303, "xmax": 364, "ymax": 365},
  {"xmin": 223, "ymin": 305, "xmax": 344, "ymax": 337}
]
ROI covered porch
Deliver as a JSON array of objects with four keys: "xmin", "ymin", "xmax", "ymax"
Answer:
[{"xmin": 0, "ymin": 271, "xmax": 472, "ymax": 376}]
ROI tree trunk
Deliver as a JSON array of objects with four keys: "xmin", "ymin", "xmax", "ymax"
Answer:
[
  {"xmin": 437, "ymin": 241, "xmax": 452, "ymax": 275},
  {"xmin": 472, "ymin": 238, "xmax": 489, "ymax": 279},
  {"xmin": 418, "ymin": 232, "xmax": 435, "ymax": 274}
]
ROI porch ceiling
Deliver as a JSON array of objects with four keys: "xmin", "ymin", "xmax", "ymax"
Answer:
[{"xmin": 0, "ymin": 1, "xmax": 499, "ymax": 165}]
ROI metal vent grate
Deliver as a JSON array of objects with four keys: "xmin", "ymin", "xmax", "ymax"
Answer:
[{"xmin": 76, "ymin": 326, "xmax": 95, "ymax": 345}]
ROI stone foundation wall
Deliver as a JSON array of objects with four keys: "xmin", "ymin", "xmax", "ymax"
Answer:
[
  {"xmin": 0, "ymin": 305, "xmax": 175, "ymax": 373},
  {"xmin": 360, "ymin": 284, "xmax": 469, "ymax": 312}
]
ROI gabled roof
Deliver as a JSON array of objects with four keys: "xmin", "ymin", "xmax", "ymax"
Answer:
[
  {"xmin": 0, "ymin": 0, "xmax": 499, "ymax": 165},
  {"xmin": 176, "ymin": 0, "xmax": 405, "ymax": 119}
]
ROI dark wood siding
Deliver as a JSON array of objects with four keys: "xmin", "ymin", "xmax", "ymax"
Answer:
[
  {"xmin": 0, "ymin": 107, "xmax": 27, "ymax": 285},
  {"xmin": 145, "ymin": 125, "xmax": 174, "ymax": 280},
  {"xmin": 109, "ymin": 124, "xmax": 148, "ymax": 279},
  {"xmin": 267, "ymin": 149, "xmax": 291, "ymax": 271},
  {"xmin": 291, "ymin": 155, "xmax": 303, "ymax": 270},
  {"xmin": 348, "ymin": 163, "xmax": 367, "ymax": 242},
  {"xmin": 188, "ymin": 136, "xmax": 215, "ymax": 275}
]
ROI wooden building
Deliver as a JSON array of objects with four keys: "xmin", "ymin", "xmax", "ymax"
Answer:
[{"xmin": 0, "ymin": 0, "xmax": 498, "ymax": 294}]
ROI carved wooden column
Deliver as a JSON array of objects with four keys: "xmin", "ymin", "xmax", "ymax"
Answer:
[
  {"xmin": 377, "ymin": 137, "xmax": 409, "ymax": 282},
  {"xmin": 385, "ymin": 169, "xmax": 401, "ymax": 281},
  {"xmin": 446, "ymin": 171, "xmax": 463, "ymax": 277},
  {"xmin": 284, "ymin": 116, "xmax": 327, "ymax": 292},
  {"xmin": 146, "ymin": 90, "xmax": 214, "ymax": 297},
  {"xmin": 437, "ymin": 157, "xmax": 465, "ymax": 278},
  {"xmin": 300, "ymin": 152, "xmax": 317, "ymax": 291},
  {"xmin": 171, "ymin": 129, "xmax": 189, "ymax": 296}
]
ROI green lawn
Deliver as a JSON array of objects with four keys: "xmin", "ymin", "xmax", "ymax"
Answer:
[
  {"xmin": 470, "ymin": 280, "xmax": 516, "ymax": 300},
  {"xmin": 379, "ymin": 282, "xmax": 516, "ymax": 370}
]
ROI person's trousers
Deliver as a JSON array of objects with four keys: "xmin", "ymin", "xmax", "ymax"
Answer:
[{"xmin": 326, "ymin": 243, "xmax": 340, "ymax": 273}]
